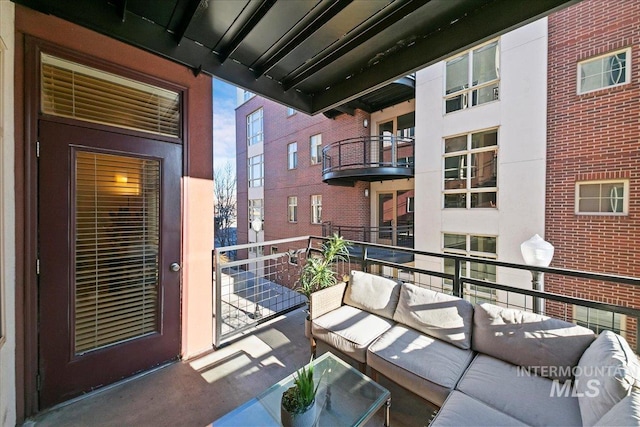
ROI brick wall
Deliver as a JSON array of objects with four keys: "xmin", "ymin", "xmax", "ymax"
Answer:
[
  {"xmin": 546, "ymin": 0, "xmax": 640, "ymax": 343},
  {"xmin": 236, "ymin": 96, "xmax": 372, "ymax": 244}
]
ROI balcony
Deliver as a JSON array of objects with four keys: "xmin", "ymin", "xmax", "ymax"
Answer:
[{"xmin": 322, "ymin": 136, "xmax": 414, "ymax": 185}]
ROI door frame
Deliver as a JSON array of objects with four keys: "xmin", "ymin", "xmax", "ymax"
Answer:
[{"xmin": 20, "ymin": 36, "xmax": 188, "ymax": 414}]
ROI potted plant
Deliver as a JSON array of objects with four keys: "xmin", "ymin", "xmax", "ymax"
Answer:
[
  {"xmin": 297, "ymin": 234, "xmax": 350, "ymax": 337},
  {"xmin": 280, "ymin": 361, "xmax": 321, "ymax": 427}
]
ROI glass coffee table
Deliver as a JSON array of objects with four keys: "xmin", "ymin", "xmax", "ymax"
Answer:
[{"xmin": 213, "ymin": 352, "xmax": 391, "ymax": 426}]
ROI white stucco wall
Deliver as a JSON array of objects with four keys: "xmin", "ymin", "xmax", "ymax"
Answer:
[
  {"xmin": 0, "ymin": 1, "xmax": 16, "ymax": 425},
  {"xmin": 414, "ymin": 18, "xmax": 548, "ymax": 293}
]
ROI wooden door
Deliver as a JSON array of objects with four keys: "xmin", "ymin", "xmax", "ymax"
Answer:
[{"xmin": 38, "ymin": 120, "xmax": 182, "ymax": 408}]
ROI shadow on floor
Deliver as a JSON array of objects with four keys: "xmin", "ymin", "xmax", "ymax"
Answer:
[{"xmin": 26, "ymin": 309, "xmax": 436, "ymax": 426}]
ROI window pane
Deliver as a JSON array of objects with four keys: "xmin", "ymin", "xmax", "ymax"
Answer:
[
  {"xmin": 471, "ymin": 236, "xmax": 497, "ymax": 253},
  {"xmin": 579, "ymin": 199, "xmax": 600, "ymax": 212},
  {"xmin": 445, "ymin": 135, "xmax": 467, "ymax": 153},
  {"xmin": 444, "ymin": 155, "xmax": 467, "ymax": 189},
  {"xmin": 607, "ymin": 53, "xmax": 626, "ymax": 85},
  {"xmin": 446, "ymin": 55, "xmax": 468, "ymax": 94},
  {"xmin": 444, "ymin": 234, "xmax": 466, "ymax": 250},
  {"xmin": 579, "ymin": 183, "xmax": 600, "ymax": 198},
  {"xmin": 471, "ymin": 130, "xmax": 498, "ymax": 149},
  {"xmin": 471, "ymin": 151, "xmax": 497, "ymax": 188},
  {"xmin": 472, "ymin": 83, "xmax": 499, "ymax": 106},
  {"xmin": 471, "ymin": 192, "xmax": 496, "ymax": 208},
  {"xmin": 445, "ymin": 95, "xmax": 464, "ymax": 113},
  {"xmin": 470, "ymin": 261, "xmax": 496, "ymax": 281},
  {"xmin": 473, "ymin": 42, "xmax": 498, "ymax": 86},
  {"xmin": 444, "ymin": 193, "xmax": 466, "ymax": 208}
]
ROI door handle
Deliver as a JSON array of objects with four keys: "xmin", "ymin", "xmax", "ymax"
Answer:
[{"xmin": 169, "ymin": 262, "xmax": 181, "ymax": 272}]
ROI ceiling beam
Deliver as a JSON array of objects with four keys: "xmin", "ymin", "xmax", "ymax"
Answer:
[
  {"xmin": 281, "ymin": 0, "xmax": 426, "ymax": 91},
  {"xmin": 172, "ymin": 0, "xmax": 205, "ymax": 46},
  {"xmin": 310, "ymin": 0, "xmax": 579, "ymax": 114},
  {"xmin": 217, "ymin": 0, "xmax": 277, "ymax": 64},
  {"xmin": 13, "ymin": 0, "xmax": 315, "ymax": 112},
  {"xmin": 252, "ymin": 0, "xmax": 353, "ymax": 77}
]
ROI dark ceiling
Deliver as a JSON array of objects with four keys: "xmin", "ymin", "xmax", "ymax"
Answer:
[{"xmin": 14, "ymin": 0, "xmax": 578, "ymax": 115}]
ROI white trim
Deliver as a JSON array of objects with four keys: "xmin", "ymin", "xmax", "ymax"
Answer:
[{"xmin": 577, "ymin": 48, "xmax": 631, "ymax": 95}]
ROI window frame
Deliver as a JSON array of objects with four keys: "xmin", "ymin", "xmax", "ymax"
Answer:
[
  {"xmin": 248, "ymin": 199, "xmax": 264, "ymax": 230},
  {"xmin": 443, "ymin": 233, "xmax": 498, "ymax": 304},
  {"xmin": 246, "ymin": 108, "xmax": 263, "ymax": 146},
  {"xmin": 248, "ymin": 154, "xmax": 264, "ymax": 188},
  {"xmin": 443, "ymin": 128, "xmax": 498, "ymax": 209},
  {"xmin": 288, "ymin": 196, "xmax": 298, "ymax": 223},
  {"xmin": 575, "ymin": 179, "xmax": 629, "ymax": 215},
  {"xmin": 444, "ymin": 39, "xmax": 500, "ymax": 114},
  {"xmin": 311, "ymin": 195, "xmax": 322, "ymax": 224},
  {"xmin": 577, "ymin": 48, "xmax": 631, "ymax": 95},
  {"xmin": 287, "ymin": 142, "xmax": 298, "ymax": 170},
  {"xmin": 310, "ymin": 134, "xmax": 322, "ymax": 165}
]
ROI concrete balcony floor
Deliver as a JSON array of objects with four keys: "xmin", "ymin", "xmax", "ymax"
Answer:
[{"xmin": 27, "ymin": 309, "xmax": 437, "ymax": 426}]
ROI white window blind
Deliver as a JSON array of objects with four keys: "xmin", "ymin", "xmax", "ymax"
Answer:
[
  {"xmin": 41, "ymin": 54, "xmax": 180, "ymax": 137},
  {"xmin": 74, "ymin": 151, "xmax": 160, "ymax": 354}
]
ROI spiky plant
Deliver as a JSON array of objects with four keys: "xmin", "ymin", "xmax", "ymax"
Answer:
[
  {"xmin": 298, "ymin": 234, "xmax": 350, "ymax": 299},
  {"xmin": 281, "ymin": 362, "xmax": 321, "ymax": 415}
]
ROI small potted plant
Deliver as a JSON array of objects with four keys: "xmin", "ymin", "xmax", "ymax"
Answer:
[
  {"xmin": 280, "ymin": 362, "xmax": 321, "ymax": 427},
  {"xmin": 297, "ymin": 234, "xmax": 350, "ymax": 337}
]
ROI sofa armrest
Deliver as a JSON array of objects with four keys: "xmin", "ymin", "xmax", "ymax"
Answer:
[{"xmin": 310, "ymin": 282, "xmax": 347, "ymax": 320}]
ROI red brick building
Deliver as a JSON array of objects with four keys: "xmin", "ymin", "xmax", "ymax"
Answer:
[{"xmin": 546, "ymin": 0, "xmax": 640, "ymax": 336}]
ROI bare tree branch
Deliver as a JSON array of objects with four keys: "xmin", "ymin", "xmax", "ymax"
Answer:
[{"xmin": 214, "ymin": 162, "xmax": 237, "ymax": 250}]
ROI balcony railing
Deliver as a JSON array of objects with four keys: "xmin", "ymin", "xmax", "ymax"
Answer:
[
  {"xmin": 322, "ymin": 136, "xmax": 414, "ymax": 184},
  {"xmin": 322, "ymin": 222, "xmax": 414, "ymax": 248},
  {"xmin": 213, "ymin": 236, "xmax": 640, "ymax": 352}
]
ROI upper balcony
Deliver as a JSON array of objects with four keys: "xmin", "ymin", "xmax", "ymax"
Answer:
[{"xmin": 322, "ymin": 136, "xmax": 414, "ymax": 186}]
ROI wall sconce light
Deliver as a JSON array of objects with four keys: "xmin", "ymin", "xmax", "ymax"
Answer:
[
  {"xmin": 364, "ymin": 189, "xmax": 369, "ymax": 197},
  {"xmin": 363, "ymin": 119, "xmax": 369, "ymax": 128}
]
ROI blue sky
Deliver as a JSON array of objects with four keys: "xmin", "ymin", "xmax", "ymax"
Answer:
[{"xmin": 212, "ymin": 78, "xmax": 237, "ymax": 173}]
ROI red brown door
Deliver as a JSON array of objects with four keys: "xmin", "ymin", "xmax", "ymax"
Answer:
[{"xmin": 38, "ymin": 120, "xmax": 182, "ymax": 408}]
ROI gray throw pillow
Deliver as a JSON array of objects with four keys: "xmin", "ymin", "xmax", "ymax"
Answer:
[
  {"xmin": 343, "ymin": 270, "xmax": 401, "ymax": 320},
  {"xmin": 576, "ymin": 331, "xmax": 640, "ymax": 426},
  {"xmin": 393, "ymin": 283, "xmax": 473, "ymax": 349},
  {"xmin": 472, "ymin": 303, "xmax": 595, "ymax": 382}
]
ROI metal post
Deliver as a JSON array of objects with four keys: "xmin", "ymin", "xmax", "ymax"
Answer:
[
  {"xmin": 453, "ymin": 259, "xmax": 462, "ymax": 298},
  {"xmin": 532, "ymin": 270, "xmax": 544, "ymax": 314},
  {"xmin": 214, "ymin": 250, "xmax": 223, "ymax": 348}
]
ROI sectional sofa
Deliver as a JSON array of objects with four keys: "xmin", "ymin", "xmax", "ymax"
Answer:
[{"xmin": 309, "ymin": 270, "xmax": 640, "ymax": 426}]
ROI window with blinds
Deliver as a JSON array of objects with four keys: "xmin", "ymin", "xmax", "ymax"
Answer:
[
  {"xmin": 75, "ymin": 151, "xmax": 160, "ymax": 354},
  {"xmin": 41, "ymin": 54, "xmax": 180, "ymax": 138}
]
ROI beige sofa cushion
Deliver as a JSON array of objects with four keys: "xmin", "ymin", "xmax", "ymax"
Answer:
[
  {"xmin": 457, "ymin": 354, "xmax": 583, "ymax": 426},
  {"xmin": 431, "ymin": 391, "xmax": 528, "ymax": 427},
  {"xmin": 367, "ymin": 324, "xmax": 474, "ymax": 406},
  {"xmin": 595, "ymin": 390, "xmax": 640, "ymax": 427},
  {"xmin": 343, "ymin": 271, "xmax": 400, "ymax": 320},
  {"xmin": 311, "ymin": 305, "xmax": 394, "ymax": 363},
  {"xmin": 392, "ymin": 283, "xmax": 473, "ymax": 349},
  {"xmin": 576, "ymin": 330, "xmax": 640, "ymax": 426},
  {"xmin": 472, "ymin": 303, "xmax": 595, "ymax": 382}
]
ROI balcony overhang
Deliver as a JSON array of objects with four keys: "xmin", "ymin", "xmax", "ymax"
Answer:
[
  {"xmin": 13, "ymin": 0, "xmax": 579, "ymax": 115},
  {"xmin": 323, "ymin": 167, "xmax": 414, "ymax": 186}
]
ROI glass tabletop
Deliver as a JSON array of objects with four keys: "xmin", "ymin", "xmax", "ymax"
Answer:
[{"xmin": 213, "ymin": 352, "xmax": 390, "ymax": 427}]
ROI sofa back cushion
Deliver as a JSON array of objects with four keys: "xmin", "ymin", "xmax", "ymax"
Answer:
[
  {"xmin": 343, "ymin": 271, "xmax": 400, "ymax": 320},
  {"xmin": 576, "ymin": 331, "xmax": 640, "ymax": 426},
  {"xmin": 393, "ymin": 283, "xmax": 473, "ymax": 349},
  {"xmin": 472, "ymin": 303, "xmax": 596, "ymax": 382}
]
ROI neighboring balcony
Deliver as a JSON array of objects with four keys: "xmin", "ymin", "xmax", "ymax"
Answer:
[{"xmin": 322, "ymin": 136, "xmax": 414, "ymax": 185}]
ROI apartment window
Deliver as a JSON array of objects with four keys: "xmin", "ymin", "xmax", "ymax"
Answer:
[
  {"xmin": 288, "ymin": 196, "xmax": 298, "ymax": 223},
  {"xmin": 443, "ymin": 233, "xmax": 497, "ymax": 304},
  {"xmin": 310, "ymin": 134, "xmax": 322, "ymax": 165},
  {"xmin": 576, "ymin": 180, "xmax": 628, "ymax": 215},
  {"xmin": 247, "ymin": 108, "xmax": 263, "ymax": 146},
  {"xmin": 249, "ymin": 199, "xmax": 263, "ymax": 228},
  {"xmin": 248, "ymin": 154, "xmax": 264, "ymax": 187},
  {"xmin": 444, "ymin": 129, "xmax": 498, "ymax": 209},
  {"xmin": 311, "ymin": 195, "xmax": 322, "ymax": 224},
  {"xmin": 288, "ymin": 142, "xmax": 298, "ymax": 169},
  {"xmin": 286, "ymin": 107, "xmax": 296, "ymax": 116},
  {"xmin": 406, "ymin": 197, "xmax": 415, "ymax": 213},
  {"xmin": 578, "ymin": 49, "xmax": 629, "ymax": 94},
  {"xmin": 445, "ymin": 40, "xmax": 499, "ymax": 113},
  {"xmin": 574, "ymin": 306, "xmax": 623, "ymax": 335}
]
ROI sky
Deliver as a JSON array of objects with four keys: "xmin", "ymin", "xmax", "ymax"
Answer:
[{"xmin": 212, "ymin": 78, "xmax": 238, "ymax": 173}]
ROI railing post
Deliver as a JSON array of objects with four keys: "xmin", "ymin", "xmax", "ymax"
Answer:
[
  {"xmin": 453, "ymin": 259, "xmax": 463, "ymax": 298},
  {"xmin": 361, "ymin": 243, "xmax": 369, "ymax": 273},
  {"xmin": 213, "ymin": 249, "xmax": 223, "ymax": 348},
  {"xmin": 391, "ymin": 136, "xmax": 397, "ymax": 167}
]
